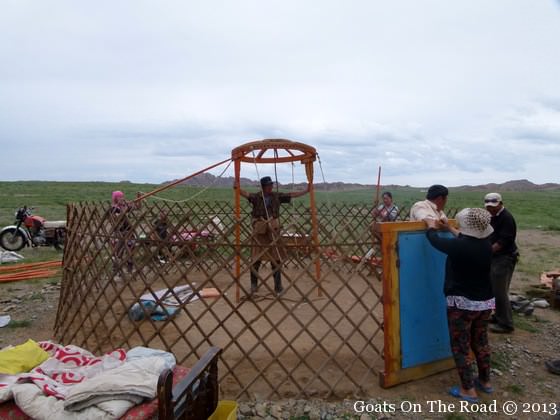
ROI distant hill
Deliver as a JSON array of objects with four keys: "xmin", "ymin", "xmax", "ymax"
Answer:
[
  {"xmin": 453, "ymin": 179, "xmax": 560, "ymax": 192},
  {"xmin": 165, "ymin": 175, "xmax": 559, "ymax": 192}
]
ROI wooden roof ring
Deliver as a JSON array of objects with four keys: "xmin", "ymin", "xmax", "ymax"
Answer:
[
  {"xmin": 231, "ymin": 139, "xmax": 317, "ymax": 165},
  {"xmin": 231, "ymin": 139, "xmax": 321, "ymax": 303}
]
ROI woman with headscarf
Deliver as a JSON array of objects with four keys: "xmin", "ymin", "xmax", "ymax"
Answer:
[{"xmin": 425, "ymin": 208, "xmax": 495, "ymax": 403}]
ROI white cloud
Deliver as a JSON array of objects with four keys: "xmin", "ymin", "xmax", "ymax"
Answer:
[{"xmin": 0, "ymin": 0, "xmax": 559, "ymax": 186}]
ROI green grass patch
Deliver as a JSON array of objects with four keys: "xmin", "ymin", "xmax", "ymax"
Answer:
[
  {"xmin": 7, "ymin": 319, "xmax": 32, "ymax": 329},
  {"xmin": 491, "ymin": 350, "xmax": 511, "ymax": 371},
  {"xmin": 29, "ymin": 291, "xmax": 44, "ymax": 301},
  {"xmin": 1, "ymin": 181, "xmax": 560, "ymax": 229},
  {"xmin": 513, "ymin": 313, "xmax": 540, "ymax": 333},
  {"xmin": 533, "ymin": 316, "xmax": 551, "ymax": 324},
  {"xmin": 505, "ymin": 384, "xmax": 525, "ymax": 396},
  {"xmin": 516, "ymin": 245, "xmax": 559, "ymax": 277},
  {"xmin": 524, "ymin": 285, "xmax": 552, "ymax": 299},
  {"xmin": 25, "ymin": 276, "xmax": 62, "ymax": 286},
  {"xmin": 18, "ymin": 248, "xmax": 63, "ymax": 264}
]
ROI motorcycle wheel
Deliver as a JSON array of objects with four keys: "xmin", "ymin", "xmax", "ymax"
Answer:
[
  {"xmin": 54, "ymin": 229, "xmax": 65, "ymax": 251},
  {"xmin": 0, "ymin": 228, "xmax": 27, "ymax": 251}
]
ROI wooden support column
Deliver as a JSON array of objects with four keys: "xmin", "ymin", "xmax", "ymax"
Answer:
[{"xmin": 234, "ymin": 159, "xmax": 241, "ymax": 304}]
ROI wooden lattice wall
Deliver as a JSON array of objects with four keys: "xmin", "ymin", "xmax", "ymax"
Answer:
[{"xmin": 55, "ymin": 200, "xmax": 451, "ymax": 398}]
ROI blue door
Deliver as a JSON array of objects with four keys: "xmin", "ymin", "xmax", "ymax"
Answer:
[{"xmin": 398, "ymin": 231, "xmax": 452, "ymax": 368}]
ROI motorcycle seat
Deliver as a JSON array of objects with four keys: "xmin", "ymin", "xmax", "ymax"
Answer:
[{"xmin": 43, "ymin": 221, "xmax": 66, "ymax": 229}]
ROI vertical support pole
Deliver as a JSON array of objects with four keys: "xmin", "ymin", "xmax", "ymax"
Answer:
[
  {"xmin": 54, "ymin": 203, "xmax": 72, "ymax": 338},
  {"xmin": 379, "ymin": 226, "xmax": 400, "ymax": 387},
  {"xmin": 234, "ymin": 159, "xmax": 242, "ymax": 304},
  {"xmin": 306, "ymin": 161, "xmax": 321, "ymax": 297},
  {"xmin": 374, "ymin": 166, "xmax": 382, "ymax": 208}
]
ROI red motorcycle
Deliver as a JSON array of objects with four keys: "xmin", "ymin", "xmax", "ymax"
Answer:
[{"xmin": 0, "ymin": 206, "xmax": 66, "ymax": 251}]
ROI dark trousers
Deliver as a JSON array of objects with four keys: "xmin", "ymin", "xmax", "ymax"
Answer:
[
  {"xmin": 491, "ymin": 254, "xmax": 517, "ymax": 330},
  {"xmin": 113, "ymin": 237, "xmax": 134, "ymax": 274},
  {"xmin": 447, "ymin": 307, "xmax": 492, "ymax": 390},
  {"xmin": 251, "ymin": 260, "xmax": 282, "ymax": 293}
]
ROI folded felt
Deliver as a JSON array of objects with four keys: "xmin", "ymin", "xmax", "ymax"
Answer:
[
  {"xmin": 126, "ymin": 346, "xmax": 176, "ymax": 370},
  {"xmin": 12, "ymin": 383, "xmax": 116, "ymax": 420},
  {"xmin": 63, "ymin": 356, "xmax": 168, "ymax": 412}
]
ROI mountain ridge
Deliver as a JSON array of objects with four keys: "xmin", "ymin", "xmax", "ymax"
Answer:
[{"xmin": 165, "ymin": 175, "xmax": 560, "ymax": 192}]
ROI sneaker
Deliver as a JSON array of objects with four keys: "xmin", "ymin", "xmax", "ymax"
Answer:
[
  {"xmin": 490, "ymin": 324, "xmax": 514, "ymax": 334},
  {"xmin": 275, "ymin": 287, "xmax": 284, "ymax": 297}
]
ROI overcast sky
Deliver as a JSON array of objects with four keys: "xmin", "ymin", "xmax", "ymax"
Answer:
[{"xmin": 1, "ymin": 1, "xmax": 559, "ymax": 187}]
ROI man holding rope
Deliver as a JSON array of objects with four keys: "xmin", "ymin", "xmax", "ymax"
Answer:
[{"xmin": 236, "ymin": 176, "xmax": 309, "ymax": 296}]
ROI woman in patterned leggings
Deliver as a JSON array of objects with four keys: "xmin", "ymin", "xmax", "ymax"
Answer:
[{"xmin": 426, "ymin": 208, "xmax": 495, "ymax": 403}]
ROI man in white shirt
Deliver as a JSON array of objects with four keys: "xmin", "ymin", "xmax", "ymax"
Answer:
[{"xmin": 410, "ymin": 184, "xmax": 449, "ymax": 224}]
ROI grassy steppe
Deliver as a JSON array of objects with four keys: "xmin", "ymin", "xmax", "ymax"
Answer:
[{"xmin": 0, "ymin": 181, "xmax": 559, "ymax": 230}]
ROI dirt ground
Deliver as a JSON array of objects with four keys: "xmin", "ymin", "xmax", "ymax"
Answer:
[
  {"xmin": 1, "ymin": 229, "xmax": 559, "ymax": 419},
  {"xmin": 53, "ymin": 257, "xmax": 385, "ymax": 400}
]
